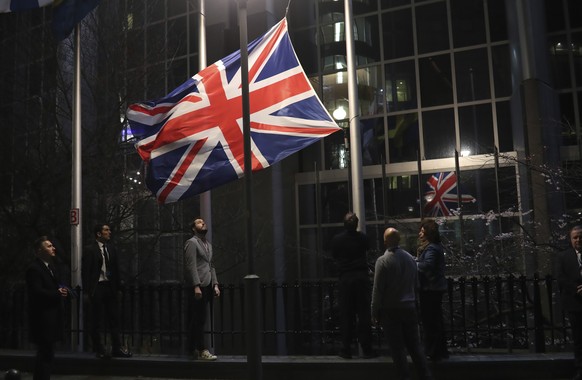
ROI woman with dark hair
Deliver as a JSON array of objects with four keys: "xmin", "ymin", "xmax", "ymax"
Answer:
[{"xmin": 416, "ymin": 219, "xmax": 449, "ymax": 361}]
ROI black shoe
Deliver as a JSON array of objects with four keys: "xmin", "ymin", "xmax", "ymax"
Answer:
[{"xmin": 111, "ymin": 347, "xmax": 132, "ymax": 358}]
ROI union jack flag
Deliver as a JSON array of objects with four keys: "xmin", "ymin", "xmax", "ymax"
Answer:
[
  {"xmin": 423, "ymin": 172, "xmax": 476, "ymax": 217},
  {"xmin": 127, "ymin": 18, "xmax": 341, "ymax": 204}
]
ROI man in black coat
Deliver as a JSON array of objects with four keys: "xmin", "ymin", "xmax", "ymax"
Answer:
[
  {"xmin": 82, "ymin": 223, "xmax": 131, "ymax": 358},
  {"xmin": 330, "ymin": 212, "xmax": 375, "ymax": 359},
  {"xmin": 556, "ymin": 225, "xmax": 582, "ymax": 380},
  {"xmin": 26, "ymin": 236, "xmax": 69, "ymax": 380}
]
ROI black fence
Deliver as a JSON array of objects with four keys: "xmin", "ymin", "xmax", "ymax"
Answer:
[{"xmin": 0, "ymin": 274, "xmax": 572, "ymax": 356}]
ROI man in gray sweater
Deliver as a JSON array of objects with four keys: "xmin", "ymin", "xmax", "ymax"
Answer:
[{"xmin": 372, "ymin": 227, "xmax": 433, "ymax": 380}]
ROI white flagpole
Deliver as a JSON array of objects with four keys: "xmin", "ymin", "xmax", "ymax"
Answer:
[
  {"xmin": 71, "ymin": 23, "xmax": 83, "ymax": 352},
  {"xmin": 198, "ymin": 0, "xmax": 212, "ymax": 241},
  {"xmin": 344, "ymin": 0, "xmax": 366, "ymax": 232}
]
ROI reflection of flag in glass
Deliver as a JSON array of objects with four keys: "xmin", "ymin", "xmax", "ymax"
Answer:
[{"xmin": 423, "ymin": 172, "xmax": 476, "ymax": 216}]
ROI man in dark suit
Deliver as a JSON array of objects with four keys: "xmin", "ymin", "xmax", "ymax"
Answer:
[
  {"xmin": 330, "ymin": 212, "xmax": 375, "ymax": 359},
  {"xmin": 556, "ymin": 225, "xmax": 582, "ymax": 380},
  {"xmin": 184, "ymin": 218, "xmax": 220, "ymax": 360},
  {"xmin": 26, "ymin": 236, "xmax": 69, "ymax": 380},
  {"xmin": 82, "ymin": 223, "xmax": 131, "ymax": 358}
]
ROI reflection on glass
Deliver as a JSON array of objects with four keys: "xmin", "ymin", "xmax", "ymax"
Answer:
[
  {"xmin": 422, "ymin": 108, "xmax": 455, "ymax": 159},
  {"xmin": 459, "ymin": 104, "xmax": 494, "ymax": 155},
  {"xmin": 385, "ymin": 60, "xmax": 417, "ymax": 111},
  {"xmin": 455, "ymin": 48, "xmax": 491, "ymax": 102},
  {"xmin": 419, "ymin": 54, "xmax": 453, "ymax": 107},
  {"xmin": 388, "ymin": 113, "xmax": 418, "ymax": 163}
]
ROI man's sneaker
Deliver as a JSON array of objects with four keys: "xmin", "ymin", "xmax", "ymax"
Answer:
[{"xmin": 197, "ymin": 349, "xmax": 217, "ymax": 361}]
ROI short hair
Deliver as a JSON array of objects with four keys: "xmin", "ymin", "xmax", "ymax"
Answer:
[
  {"xmin": 93, "ymin": 223, "xmax": 108, "ymax": 238},
  {"xmin": 343, "ymin": 212, "xmax": 359, "ymax": 231},
  {"xmin": 190, "ymin": 217, "xmax": 203, "ymax": 231},
  {"xmin": 33, "ymin": 236, "xmax": 49, "ymax": 252},
  {"xmin": 571, "ymin": 225, "xmax": 582, "ymax": 235},
  {"xmin": 420, "ymin": 219, "xmax": 441, "ymax": 243}
]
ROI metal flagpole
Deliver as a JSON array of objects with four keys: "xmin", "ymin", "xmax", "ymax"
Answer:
[
  {"xmin": 344, "ymin": 0, "xmax": 366, "ymax": 233},
  {"xmin": 198, "ymin": 0, "xmax": 212, "ymax": 241},
  {"xmin": 71, "ymin": 23, "xmax": 83, "ymax": 352},
  {"xmin": 454, "ymin": 150, "xmax": 464, "ymax": 255},
  {"xmin": 237, "ymin": 1, "xmax": 263, "ymax": 379},
  {"xmin": 417, "ymin": 148, "xmax": 424, "ymax": 219}
]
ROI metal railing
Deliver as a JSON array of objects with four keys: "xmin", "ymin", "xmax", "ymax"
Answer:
[{"xmin": 0, "ymin": 274, "xmax": 572, "ymax": 355}]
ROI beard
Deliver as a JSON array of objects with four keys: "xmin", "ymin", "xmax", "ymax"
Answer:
[{"xmin": 196, "ymin": 227, "xmax": 208, "ymax": 236}]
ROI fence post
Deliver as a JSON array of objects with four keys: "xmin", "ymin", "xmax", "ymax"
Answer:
[{"xmin": 532, "ymin": 273, "xmax": 546, "ymax": 353}]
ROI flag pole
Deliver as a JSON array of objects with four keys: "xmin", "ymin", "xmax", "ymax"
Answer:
[
  {"xmin": 344, "ymin": 0, "xmax": 366, "ymax": 233},
  {"xmin": 454, "ymin": 150, "xmax": 464, "ymax": 255},
  {"xmin": 198, "ymin": 0, "xmax": 212, "ymax": 241},
  {"xmin": 237, "ymin": 1, "xmax": 263, "ymax": 379},
  {"xmin": 417, "ymin": 148, "xmax": 423, "ymax": 219},
  {"xmin": 71, "ymin": 23, "xmax": 83, "ymax": 352}
]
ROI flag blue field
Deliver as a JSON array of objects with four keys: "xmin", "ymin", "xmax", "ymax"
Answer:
[
  {"xmin": 1, "ymin": 0, "xmax": 99, "ymax": 41},
  {"xmin": 0, "ymin": 0, "xmax": 52, "ymax": 12},
  {"xmin": 127, "ymin": 18, "xmax": 341, "ymax": 204},
  {"xmin": 52, "ymin": 0, "xmax": 99, "ymax": 41}
]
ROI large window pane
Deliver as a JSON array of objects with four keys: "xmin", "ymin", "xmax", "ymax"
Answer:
[
  {"xmin": 358, "ymin": 66, "xmax": 383, "ymax": 116},
  {"xmin": 386, "ymin": 175, "xmax": 421, "ymax": 217},
  {"xmin": 321, "ymin": 182, "xmax": 350, "ymax": 223},
  {"xmin": 385, "ymin": 60, "xmax": 417, "ymax": 111},
  {"xmin": 147, "ymin": 0, "xmax": 165, "ymax": 23},
  {"xmin": 488, "ymin": 0, "xmax": 508, "ymax": 42},
  {"xmin": 548, "ymin": 34, "xmax": 573, "ymax": 89},
  {"xmin": 167, "ymin": 16, "xmax": 187, "ymax": 58},
  {"xmin": 462, "ymin": 167, "xmax": 518, "ymax": 212},
  {"xmin": 544, "ymin": 0, "xmax": 565, "ymax": 33},
  {"xmin": 292, "ymin": 28, "xmax": 318, "ymax": 74},
  {"xmin": 569, "ymin": 0, "xmax": 582, "ymax": 29},
  {"xmin": 422, "ymin": 108, "xmax": 455, "ymax": 159},
  {"xmin": 167, "ymin": 0, "xmax": 186, "ymax": 17},
  {"xmin": 459, "ymin": 103, "xmax": 494, "ymax": 155},
  {"xmin": 559, "ymin": 92, "xmax": 577, "ymax": 146},
  {"xmin": 573, "ymin": 32, "xmax": 582, "ymax": 87},
  {"xmin": 146, "ymin": 23, "xmax": 166, "ymax": 63},
  {"xmin": 455, "ymin": 48, "xmax": 491, "ymax": 102},
  {"xmin": 491, "ymin": 44, "xmax": 512, "ymax": 98},
  {"xmin": 298, "ymin": 184, "xmax": 317, "ymax": 225},
  {"xmin": 416, "ymin": 2, "xmax": 449, "ymax": 54},
  {"xmin": 496, "ymin": 101, "xmax": 514, "ymax": 153},
  {"xmin": 451, "ymin": 0, "xmax": 486, "ymax": 48},
  {"xmin": 324, "ymin": 129, "xmax": 348, "ymax": 169},
  {"xmin": 388, "ymin": 113, "xmax": 419, "ymax": 163},
  {"xmin": 361, "ymin": 117, "xmax": 385, "ymax": 165},
  {"xmin": 355, "ymin": 16, "xmax": 381, "ymax": 64},
  {"xmin": 290, "ymin": 0, "xmax": 317, "ymax": 28},
  {"xmin": 419, "ymin": 54, "xmax": 453, "ymax": 107},
  {"xmin": 381, "ymin": 0, "xmax": 411, "ymax": 9},
  {"xmin": 382, "ymin": 8, "xmax": 414, "ymax": 60}
]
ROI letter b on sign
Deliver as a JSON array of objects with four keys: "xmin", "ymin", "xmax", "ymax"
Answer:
[{"xmin": 70, "ymin": 208, "xmax": 80, "ymax": 225}]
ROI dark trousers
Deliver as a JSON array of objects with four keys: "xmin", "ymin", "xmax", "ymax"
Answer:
[
  {"xmin": 379, "ymin": 307, "xmax": 433, "ymax": 380},
  {"xmin": 33, "ymin": 341, "xmax": 54, "ymax": 380},
  {"xmin": 89, "ymin": 281, "xmax": 122, "ymax": 352},
  {"xmin": 419, "ymin": 290, "xmax": 448, "ymax": 359},
  {"xmin": 569, "ymin": 311, "xmax": 582, "ymax": 373},
  {"xmin": 187, "ymin": 284, "xmax": 214, "ymax": 351},
  {"xmin": 337, "ymin": 271, "xmax": 372, "ymax": 353}
]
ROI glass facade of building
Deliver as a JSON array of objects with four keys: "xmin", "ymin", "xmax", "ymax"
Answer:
[{"xmin": 1, "ymin": 0, "xmax": 581, "ymax": 283}]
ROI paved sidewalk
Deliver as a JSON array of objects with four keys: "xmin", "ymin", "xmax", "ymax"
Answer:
[{"xmin": 0, "ymin": 350, "xmax": 577, "ymax": 380}]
